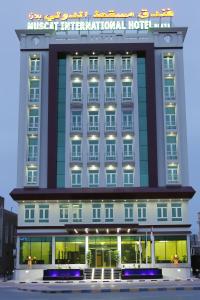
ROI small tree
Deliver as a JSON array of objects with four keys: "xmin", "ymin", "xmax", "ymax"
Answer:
[
  {"xmin": 111, "ymin": 250, "xmax": 120, "ymax": 267},
  {"xmin": 86, "ymin": 251, "xmax": 92, "ymax": 267}
]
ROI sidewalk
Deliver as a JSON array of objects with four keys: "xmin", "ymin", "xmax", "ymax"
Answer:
[{"xmin": 0, "ymin": 278, "xmax": 200, "ymax": 294}]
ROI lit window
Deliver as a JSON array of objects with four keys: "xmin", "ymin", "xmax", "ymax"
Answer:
[
  {"xmin": 105, "ymin": 111, "xmax": 116, "ymax": 131},
  {"xmin": 89, "ymin": 82, "xmax": 99, "ymax": 102},
  {"xmin": 71, "ymin": 111, "xmax": 81, "ymax": 131},
  {"xmin": 122, "ymin": 111, "xmax": 133, "ymax": 130},
  {"xmin": 30, "ymin": 56, "xmax": 40, "ymax": 73},
  {"xmin": 163, "ymin": 54, "xmax": 174, "ymax": 71},
  {"xmin": 28, "ymin": 107, "xmax": 39, "ymax": 131},
  {"xmin": 89, "ymin": 140, "xmax": 99, "ymax": 161},
  {"xmin": 88, "ymin": 111, "xmax": 99, "ymax": 131},
  {"xmin": 89, "ymin": 57, "xmax": 98, "ymax": 72},
  {"xmin": 27, "ymin": 136, "xmax": 38, "ymax": 162},
  {"xmin": 167, "ymin": 164, "xmax": 179, "ymax": 184},
  {"xmin": 122, "ymin": 56, "xmax": 131, "ymax": 71},
  {"xmin": 105, "ymin": 56, "xmax": 115, "ymax": 72},
  {"xmin": 72, "ymin": 57, "xmax": 82, "ymax": 72},
  {"xmin": 105, "ymin": 140, "xmax": 116, "ymax": 161},
  {"xmin": 71, "ymin": 140, "xmax": 81, "ymax": 162},
  {"xmin": 26, "ymin": 166, "xmax": 38, "ymax": 185},
  {"xmin": 105, "ymin": 82, "xmax": 116, "ymax": 101},
  {"xmin": 72, "ymin": 83, "xmax": 82, "ymax": 101},
  {"xmin": 164, "ymin": 77, "xmax": 175, "ymax": 100},
  {"xmin": 122, "ymin": 82, "xmax": 132, "ymax": 100},
  {"xmin": 123, "ymin": 139, "xmax": 134, "ymax": 161},
  {"xmin": 165, "ymin": 106, "xmax": 176, "ymax": 130},
  {"xmin": 166, "ymin": 135, "xmax": 177, "ymax": 160},
  {"xmin": 29, "ymin": 79, "xmax": 40, "ymax": 102}
]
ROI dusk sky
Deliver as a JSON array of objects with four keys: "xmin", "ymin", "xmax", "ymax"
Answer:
[{"xmin": 0, "ymin": 0, "xmax": 199, "ymax": 232}]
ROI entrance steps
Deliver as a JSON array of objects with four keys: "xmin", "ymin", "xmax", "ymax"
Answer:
[{"xmin": 84, "ymin": 268, "xmax": 121, "ymax": 280}]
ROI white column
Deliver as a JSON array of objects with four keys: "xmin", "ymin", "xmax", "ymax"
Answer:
[
  {"xmin": 151, "ymin": 233, "xmax": 155, "ymax": 267},
  {"xmin": 52, "ymin": 236, "xmax": 55, "ymax": 266},
  {"xmin": 117, "ymin": 235, "xmax": 121, "ymax": 265},
  {"xmin": 187, "ymin": 234, "xmax": 191, "ymax": 267},
  {"xmin": 85, "ymin": 235, "xmax": 89, "ymax": 265},
  {"xmin": 16, "ymin": 236, "xmax": 20, "ymax": 269}
]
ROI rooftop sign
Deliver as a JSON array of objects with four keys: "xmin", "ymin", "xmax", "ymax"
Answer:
[{"xmin": 27, "ymin": 8, "xmax": 174, "ymax": 31}]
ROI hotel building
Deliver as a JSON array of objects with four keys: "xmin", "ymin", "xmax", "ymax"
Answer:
[{"xmin": 11, "ymin": 23, "xmax": 195, "ymax": 280}]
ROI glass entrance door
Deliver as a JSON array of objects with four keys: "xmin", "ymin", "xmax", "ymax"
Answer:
[{"xmin": 89, "ymin": 236, "xmax": 117, "ymax": 268}]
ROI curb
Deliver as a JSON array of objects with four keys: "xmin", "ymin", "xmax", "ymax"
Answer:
[{"xmin": 17, "ymin": 286, "xmax": 200, "ymax": 294}]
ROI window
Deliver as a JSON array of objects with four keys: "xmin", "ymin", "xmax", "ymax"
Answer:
[
  {"xmin": 171, "ymin": 203, "xmax": 182, "ymax": 221},
  {"xmin": 28, "ymin": 107, "xmax": 39, "ymax": 131},
  {"xmin": 157, "ymin": 203, "xmax": 168, "ymax": 221},
  {"xmin": 88, "ymin": 111, "xmax": 99, "ymax": 131},
  {"xmin": 71, "ymin": 111, "xmax": 81, "ymax": 131},
  {"xmin": 164, "ymin": 78, "xmax": 175, "ymax": 100},
  {"xmin": 106, "ymin": 140, "xmax": 116, "ymax": 161},
  {"xmin": 72, "ymin": 204, "xmax": 82, "ymax": 222},
  {"xmin": 30, "ymin": 57, "xmax": 40, "ymax": 73},
  {"xmin": 89, "ymin": 57, "xmax": 98, "ymax": 72},
  {"xmin": 124, "ymin": 204, "xmax": 133, "ymax": 222},
  {"xmin": 165, "ymin": 106, "xmax": 176, "ymax": 130},
  {"xmin": 71, "ymin": 140, "xmax": 81, "ymax": 161},
  {"xmin": 72, "ymin": 57, "xmax": 82, "ymax": 72},
  {"xmin": 122, "ymin": 82, "xmax": 132, "ymax": 100},
  {"xmin": 25, "ymin": 205, "xmax": 35, "ymax": 223},
  {"xmin": 123, "ymin": 169, "xmax": 134, "ymax": 187},
  {"xmin": 27, "ymin": 136, "xmax": 38, "ymax": 162},
  {"xmin": 167, "ymin": 164, "xmax": 179, "ymax": 183},
  {"xmin": 72, "ymin": 82, "xmax": 82, "ymax": 101},
  {"xmin": 105, "ymin": 82, "xmax": 115, "ymax": 101},
  {"xmin": 105, "ymin": 56, "xmax": 115, "ymax": 72},
  {"xmin": 105, "ymin": 204, "xmax": 114, "ymax": 222},
  {"xmin": 163, "ymin": 55, "xmax": 174, "ymax": 71},
  {"xmin": 71, "ymin": 170, "xmax": 82, "ymax": 187},
  {"xmin": 166, "ymin": 135, "xmax": 177, "ymax": 160},
  {"xmin": 26, "ymin": 167, "xmax": 38, "ymax": 185},
  {"xmin": 29, "ymin": 79, "xmax": 40, "ymax": 102},
  {"xmin": 92, "ymin": 203, "xmax": 101, "ymax": 222},
  {"xmin": 122, "ymin": 111, "xmax": 133, "ymax": 130},
  {"xmin": 106, "ymin": 170, "xmax": 116, "ymax": 187},
  {"xmin": 89, "ymin": 170, "xmax": 99, "ymax": 187},
  {"xmin": 123, "ymin": 139, "xmax": 133, "ymax": 160},
  {"xmin": 55, "ymin": 237, "xmax": 85, "ymax": 264},
  {"xmin": 59, "ymin": 204, "xmax": 68, "ymax": 222},
  {"xmin": 105, "ymin": 111, "xmax": 116, "ymax": 131},
  {"xmin": 20, "ymin": 237, "xmax": 52, "ymax": 264},
  {"xmin": 39, "ymin": 204, "xmax": 49, "ymax": 223},
  {"xmin": 122, "ymin": 56, "xmax": 131, "ymax": 71},
  {"xmin": 138, "ymin": 203, "xmax": 147, "ymax": 221},
  {"xmin": 89, "ymin": 82, "xmax": 99, "ymax": 101},
  {"xmin": 155, "ymin": 235, "xmax": 187, "ymax": 263},
  {"xmin": 89, "ymin": 140, "xmax": 99, "ymax": 161}
]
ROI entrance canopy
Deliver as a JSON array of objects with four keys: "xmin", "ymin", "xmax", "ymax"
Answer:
[{"xmin": 64, "ymin": 223, "xmax": 139, "ymax": 235}]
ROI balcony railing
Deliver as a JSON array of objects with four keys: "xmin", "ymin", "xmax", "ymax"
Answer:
[
  {"xmin": 167, "ymin": 151, "xmax": 178, "ymax": 160},
  {"xmin": 123, "ymin": 151, "xmax": 134, "ymax": 161},
  {"xmin": 105, "ymin": 122, "xmax": 116, "ymax": 131},
  {"xmin": 71, "ymin": 153, "xmax": 82, "ymax": 162},
  {"xmin": 122, "ymin": 94, "xmax": 133, "ymax": 102},
  {"xmin": 71, "ymin": 94, "xmax": 82, "ymax": 102},
  {"xmin": 88, "ymin": 153, "xmax": 99, "ymax": 161},
  {"xmin": 71, "ymin": 123, "xmax": 82, "ymax": 131},
  {"xmin": 105, "ymin": 152, "xmax": 116, "ymax": 161},
  {"xmin": 122, "ymin": 122, "xmax": 133, "ymax": 131},
  {"xmin": 88, "ymin": 95, "xmax": 99, "ymax": 103},
  {"xmin": 88, "ymin": 123, "xmax": 99, "ymax": 132}
]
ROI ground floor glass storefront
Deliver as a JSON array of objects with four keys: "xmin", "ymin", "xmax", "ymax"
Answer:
[{"xmin": 19, "ymin": 235, "xmax": 188, "ymax": 267}]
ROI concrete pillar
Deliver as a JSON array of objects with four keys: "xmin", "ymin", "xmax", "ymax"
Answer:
[
  {"xmin": 151, "ymin": 232, "xmax": 155, "ymax": 267},
  {"xmin": 16, "ymin": 236, "xmax": 20, "ymax": 269},
  {"xmin": 52, "ymin": 236, "xmax": 55, "ymax": 266},
  {"xmin": 187, "ymin": 234, "xmax": 191, "ymax": 267},
  {"xmin": 85, "ymin": 235, "xmax": 89, "ymax": 265},
  {"xmin": 117, "ymin": 235, "xmax": 121, "ymax": 265}
]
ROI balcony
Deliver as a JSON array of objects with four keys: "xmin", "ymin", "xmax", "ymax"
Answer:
[
  {"xmin": 122, "ymin": 94, "xmax": 133, "ymax": 103},
  {"xmin": 88, "ymin": 95, "xmax": 99, "ymax": 103},
  {"xmin": 105, "ymin": 152, "xmax": 117, "ymax": 162},
  {"xmin": 105, "ymin": 95, "xmax": 116, "ymax": 103},
  {"xmin": 71, "ymin": 94, "xmax": 82, "ymax": 102}
]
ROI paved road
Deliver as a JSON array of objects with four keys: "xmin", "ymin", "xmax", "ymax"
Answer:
[{"xmin": 0, "ymin": 287, "xmax": 200, "ymax": 299}]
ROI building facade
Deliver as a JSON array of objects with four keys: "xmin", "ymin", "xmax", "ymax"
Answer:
[
  {"xmin": 0, "ymin": 197, "xmax": 17, "ymax": 276},
  {"xmin": 11, "ymin": 24, "xmax": 195, "ymax": 280}
]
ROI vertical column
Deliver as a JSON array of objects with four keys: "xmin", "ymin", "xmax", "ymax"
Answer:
[
  {"xmin": 52, "ymin": 236, "xmax": 55, "ymax": 266},
  {"xmin": 16, "ymin": 236, "xmax": 20, "ymax": 269},
  {"xmin": 117, "ymin": 235, "xmax": 121, "ymax": 265},
  {"xmin": 85, "ymin": 235, "xmax": 89, "ymax": 265},
  {"xmin": 151, "ymin": 232, "xmax": 155, "ymax": 267},
  {"xmin": 187, "ymin": 234, "xmax": 191, "ymax": 267}
]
